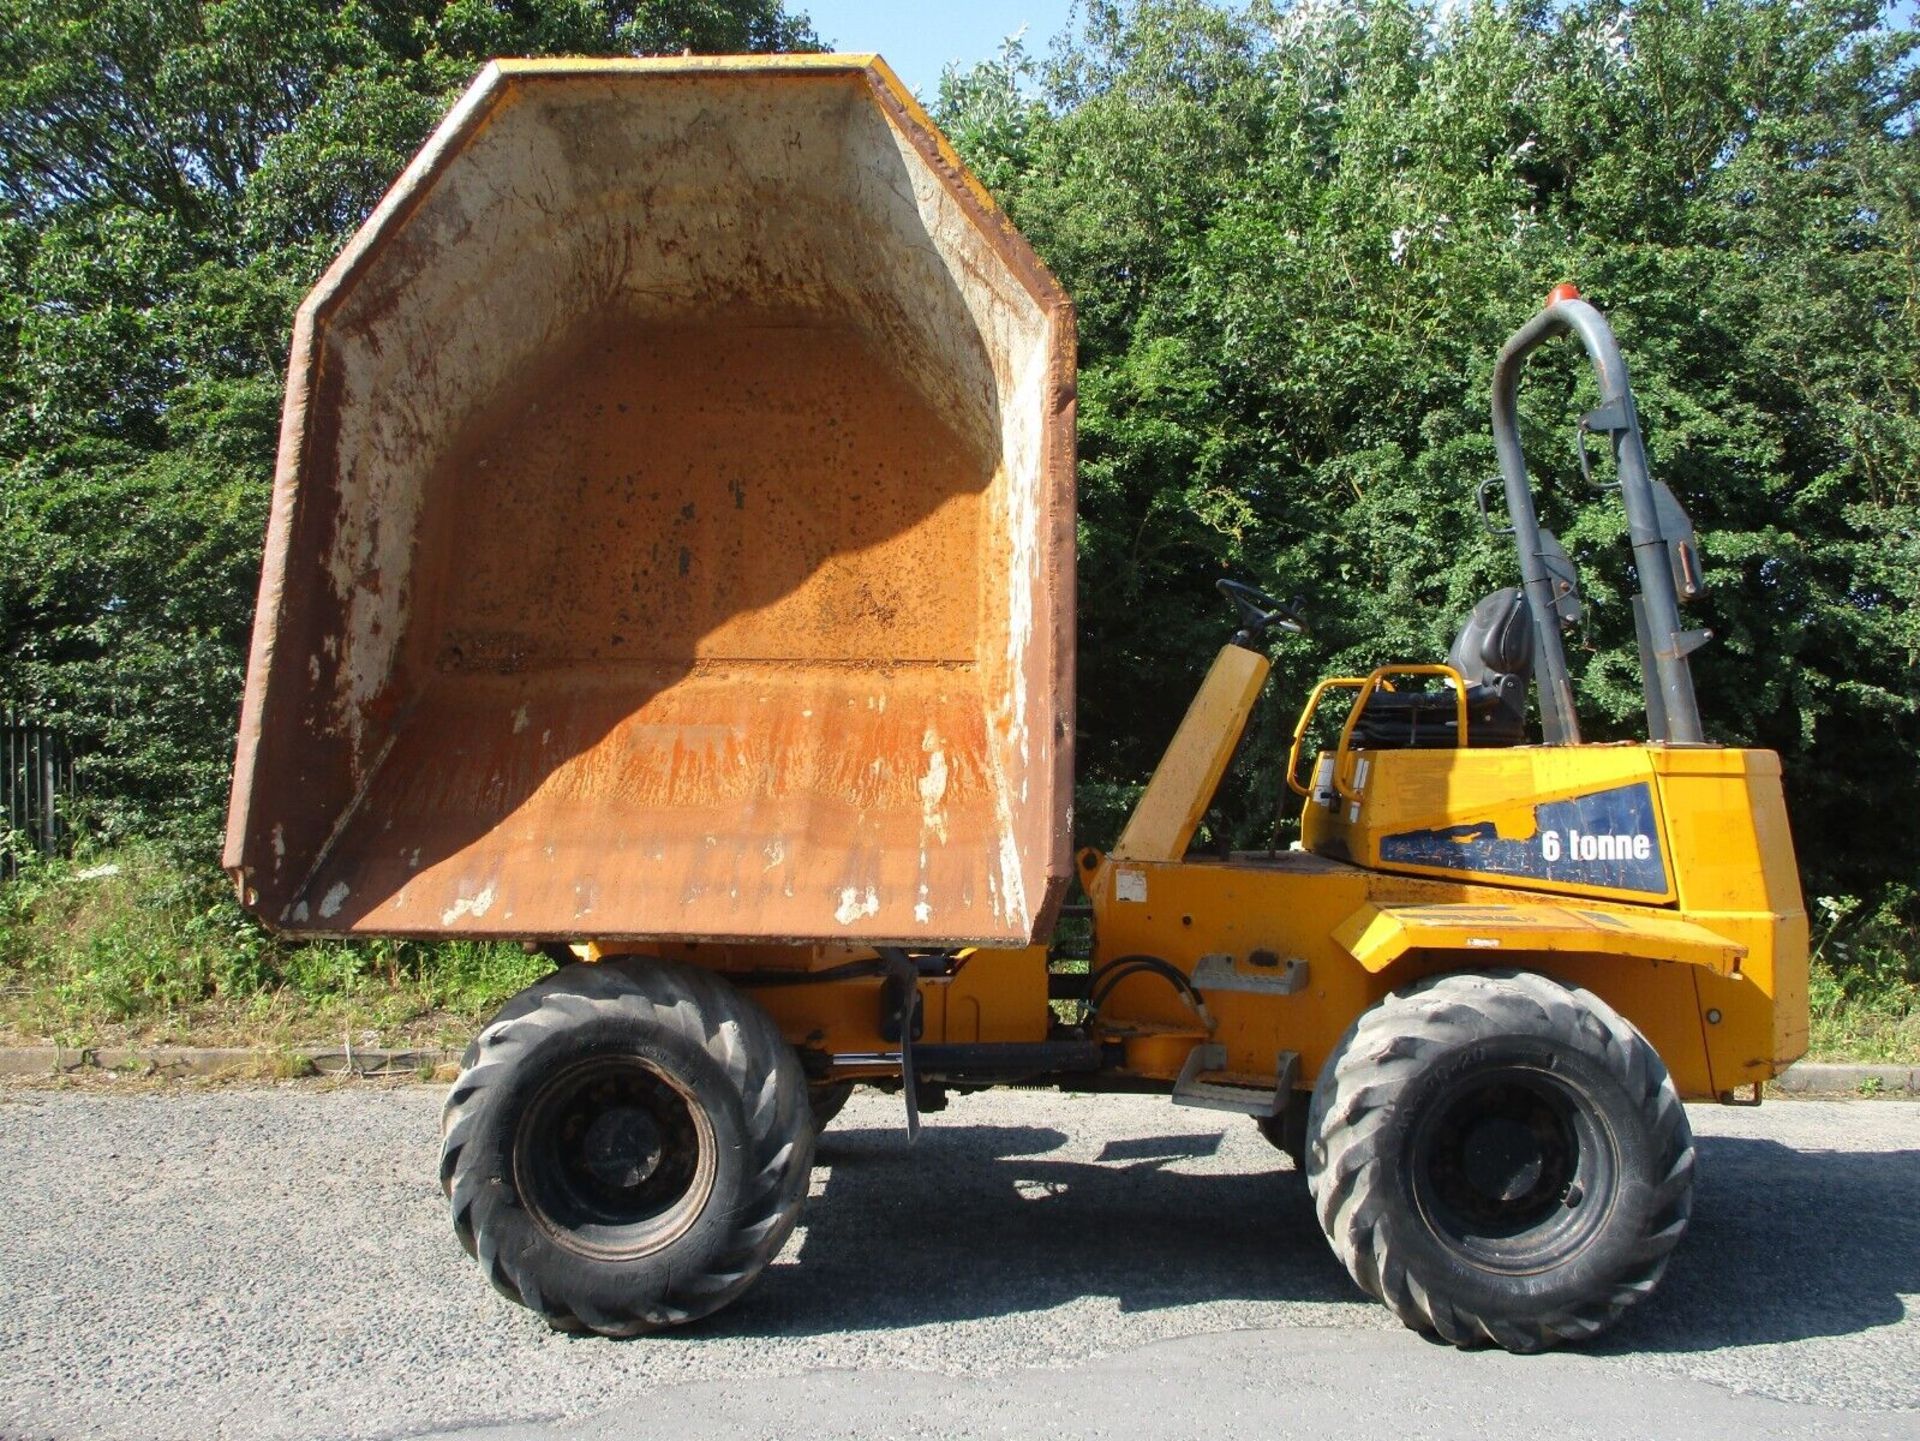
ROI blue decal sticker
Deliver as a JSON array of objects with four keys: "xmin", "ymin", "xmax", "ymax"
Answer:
[{"xmin": 1379, "ymin": 783, "xmax": 1668, "ymax": 894}]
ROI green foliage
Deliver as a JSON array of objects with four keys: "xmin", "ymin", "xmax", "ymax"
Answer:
[
  {"xmin": 0, "ymin": 844, "xmax": 550, "ymax": 1043},
  {"xmin": 0, "ymin": 0, "xmax": 819, "ymax": 1042},
  {"xmin": 940, "ymin": 0, "xmax": 1920, "ymax": 918},
  {"xmin": 1806, "ymin": 892, "xmax": 1920, "ymax": 1061},
  {"xmin": 0, "ymin": 0, "xmax": 819, "ymax": 853},
  {"xmin": 0, "ymin": 0, "xmax": 1913, "ymax": 1009}
]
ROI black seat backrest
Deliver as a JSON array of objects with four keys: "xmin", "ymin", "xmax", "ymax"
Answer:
[{"xmin": 1446, "ymin": 587, "xmax": 1534, "ymax": 689}]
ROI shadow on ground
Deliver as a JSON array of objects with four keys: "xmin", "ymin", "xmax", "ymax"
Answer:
[
  {"xmin": 704, "ymin": 1120, "xmax": 1355, "ymax": 1337},
  {"xmin": 1599, "ymin": 1135, "xmax": 1920, "ymax": 1355},
  {"xmin": 690, "ymin": 1119, "xmax": 1918, "ymax": 1352}
]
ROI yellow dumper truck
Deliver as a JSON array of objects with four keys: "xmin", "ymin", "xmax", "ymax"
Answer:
[{"xmin": 225, "ymin": 56, "xmax": 1807, "ymax": 1352}]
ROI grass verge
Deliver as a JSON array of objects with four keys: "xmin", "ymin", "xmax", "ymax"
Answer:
[
  {"xmin": 0, "ymin": 847, "xmax": 549, "ymax": 1051},
  {"xmin": 1805, "ymin": 893, "xmax": 1920, "ymax": 1064}
]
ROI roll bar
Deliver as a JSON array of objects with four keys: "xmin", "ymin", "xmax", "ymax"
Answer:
[{"xmin": 1490, "ymin": 287, "xmax": 1708, "ymax": 745}]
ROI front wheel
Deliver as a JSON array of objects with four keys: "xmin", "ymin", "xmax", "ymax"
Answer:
[
  {"xmin": 1306, "ymin": 970, "xmax": 1694, "ymax": 1352},
  {"xmin": 440, "ymin": 957, "xmax": 813, "ymax": 1335}
]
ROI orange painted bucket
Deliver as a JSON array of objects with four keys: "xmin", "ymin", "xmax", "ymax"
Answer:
[{"xmin": 224, "ymin": 58, "xmax": 1076, "ymax": 947}]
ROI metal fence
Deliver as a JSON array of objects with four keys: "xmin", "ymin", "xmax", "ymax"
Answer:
[{"xmin": 3, "ymin": 709, "xmax": 74, "ymax": 875}]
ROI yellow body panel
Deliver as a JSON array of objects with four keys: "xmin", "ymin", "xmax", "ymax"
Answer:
[
  {"xmin": 1079, "ymin": 711, "xmax": 1808, "ymax": 1100},
  {"xmin": 936, "ymin": 946, "xmax": 1052, "ymax": 1044},
  {"xmin": 590, "ymin": 940, "xmax": 1051, "ymax": 1076},
  {"xmin": 585, "ymin": 654, "xmax": 1807, "ymax": 1110},
  {"xmin": 1072, "ymin": 644, "xmax": 1809, "ymax": 1104},
  {"xmin": 1304, "ymin": 745, "xmax": 1680, "ymax": 904},
  {"xmin": 1297, "ymin": 741, "xmax": 1806, "ymax": 1069},
  {"xmin": 1083, "ymin": 845, "xmax": 1795, "ymax": 1101},
  {"xmin": 1334, "ymin": 902, "xmax": 1746, "ymax": 976},
  {"xmin": 1649, "ymin": 747, "xmax": 1810, "ymax": 1070}
]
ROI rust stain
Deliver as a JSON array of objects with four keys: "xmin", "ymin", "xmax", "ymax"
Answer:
[
  {"xmin": 225, "ymin": 59, "xmax": 1077, "ymax": 947},
  {"xmin": 414, "ymin": 320, "xmax": 987, "ymax": 670}
]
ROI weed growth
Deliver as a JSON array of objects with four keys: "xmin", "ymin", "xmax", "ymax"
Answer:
[
  {"xmin": 0, "ymin": 846, "xmax": 549, "ymax": 1048},
  {"xmin": 1806, "ymin": 893, "xmax": 1920, "ymax": 1064}
]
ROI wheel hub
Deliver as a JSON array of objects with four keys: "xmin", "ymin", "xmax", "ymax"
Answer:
[
  {"xmin": 1409, "ymin": 1065, "xmax": 1615, "ymax": 1274},
  {"xmin": 1462, "ymin": 1115, "xmax": 1547, "ymax": 1203},
  {"xmin": 582, "ymin": 1105, "xmax": 666, "ymax": 1190},
  {"xmin": 513, "ymin": 1055, "xmax": 718, "ymax": 1261}
]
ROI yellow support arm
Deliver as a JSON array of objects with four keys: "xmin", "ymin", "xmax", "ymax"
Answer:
[{"xmin": 1112, "ymin": 645, "xmax": 1270, "ymax": 863}]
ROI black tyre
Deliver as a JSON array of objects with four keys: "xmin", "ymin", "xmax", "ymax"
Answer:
[
  {"xmin": 808, "ymin": 1080, "xmax": 855, "ymax": 1131},
  {"xmin": 440, "ymin": 957, "xmax": 813, "ymax": 1335},
  {"xmin": 1306, "ymin": 970, "xmax": 1693, "ymax": 1352},
  {"xmin": 1254, "ymin": 1097, "xmax": 1309, "ymax": 1172}
]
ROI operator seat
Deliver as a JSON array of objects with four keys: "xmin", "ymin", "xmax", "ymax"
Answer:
[{"xmin": 1353, "ymin": 588, "xmax": 1535, "ymax": 749}]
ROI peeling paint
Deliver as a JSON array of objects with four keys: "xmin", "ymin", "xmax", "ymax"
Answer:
[
  {"xmin": 226, "ymin": 60, "xmax": 1073, "ymax": 946},
  {"xmin": 918, "ymin": 730, "xmax": 950, "ymax": 845},
  {"xmin": 835, "ymin": 886, "xmax": 880, "ymax": 925},
  {"xmin": 996, "ymin": 829, "xmax": 1030, "ymax": 932},
  {"xmin": 440, "ymin": 884, "xmax": 497, "ymax": 925},
  {"xmin": 318, "ymin": 882, "xmax": 351, "ymax": 919}
]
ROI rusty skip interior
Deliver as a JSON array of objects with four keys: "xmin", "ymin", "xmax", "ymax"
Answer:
[{"xmin": 224, "ymin": 58, "xmax": 1076, "ymax": 947}]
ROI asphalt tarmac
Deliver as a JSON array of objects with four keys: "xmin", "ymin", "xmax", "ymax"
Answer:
[{"xmin": 1, "ymin": 1086, "xmax": 1915, "ymax": 1440}]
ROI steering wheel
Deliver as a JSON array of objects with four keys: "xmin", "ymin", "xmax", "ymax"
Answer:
[{"xmin": 1216, "ymin": 578, "xmax": 1309, "ymax": 643}]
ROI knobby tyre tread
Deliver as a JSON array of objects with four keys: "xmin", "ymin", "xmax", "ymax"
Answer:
[
  {"xmin": 1305, "ymin": 969, "xmax": 1694, "ymax": 1352},
  {"xmin": 808, "ymin": 1080, "xmax": 855, "ymax": 1131},
  {"xmin": 439, "ymin": 957, "xmax": 813, "ymax": 1335}
]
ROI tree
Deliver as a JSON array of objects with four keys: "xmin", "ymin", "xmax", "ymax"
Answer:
[
  {"xmin": 941, "ymin": 0, "xmax": 1919, "ymax": 913},
  {"xmin": 3, "ymin": 0, "xmax": 1915, "ymax": 934},
  {"xmin": 0, "ymin": 0, "xmax": 819, "ymax": 848}
]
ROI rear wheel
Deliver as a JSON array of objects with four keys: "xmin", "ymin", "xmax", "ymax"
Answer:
[
  {"xmin": 808, "ymin": 1081, "xmax": 855, "ymax": 1131},
  {"xmin": 1306, "ymin": 970, "xmax": 1693, "ymax": 1352},
  {"xmin": 1254, "ymin": 1096, "xmax": 1309, "ymax": 1172},
  {"xmin": 440, "ymin": 957, "xmax": 812, "ymax": 1335}
]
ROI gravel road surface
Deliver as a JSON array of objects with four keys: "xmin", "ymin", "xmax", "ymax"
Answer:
[{"xmin": 1, "ymin": 1086, "xmax": 1915, "ymax": 1440}]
